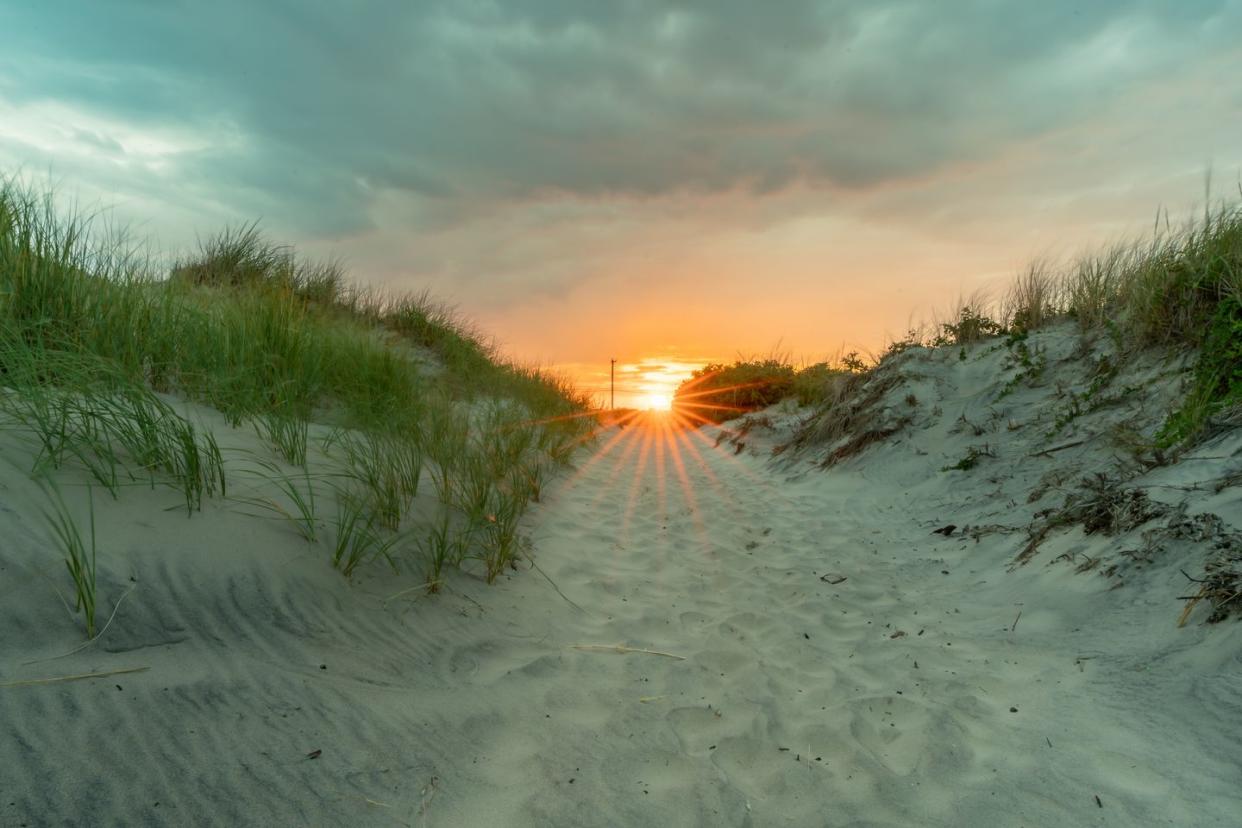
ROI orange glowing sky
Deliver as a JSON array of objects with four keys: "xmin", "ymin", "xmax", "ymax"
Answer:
[
  {"xmin": 562, "ymin": 356, "xmax": 709, "ymax": 410},
  {"xmin": 3, "ymin": 3, "xmax": 1240, "ymax": 407}
]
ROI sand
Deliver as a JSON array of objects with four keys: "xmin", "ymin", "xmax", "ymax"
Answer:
[{"xmin": 3, "ymin": 323, "xmax": 1241, "ymax": 826}]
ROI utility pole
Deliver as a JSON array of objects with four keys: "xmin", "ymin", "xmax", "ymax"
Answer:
[{"xmin": 610, "ymin": 358, "xmax": 616, "ymax": 410}]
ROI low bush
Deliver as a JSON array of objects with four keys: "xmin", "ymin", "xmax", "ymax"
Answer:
[{"xmin": 672, "ymin": 358, "xmax": 851, "ymax": 423}]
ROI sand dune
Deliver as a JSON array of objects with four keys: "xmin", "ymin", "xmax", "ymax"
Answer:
[{"xmin": 3, "ymin": 324, "xmax": 1241, "ymax": 826}]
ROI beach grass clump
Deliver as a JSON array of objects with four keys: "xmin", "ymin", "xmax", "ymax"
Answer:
[
  {"xmin": 1004, "ymin": 261, "xmax": 1063, "ymax": 333},
  {"xmin": 324, "ymin": 427, "xmax": 424, "ymax": 531},
  {"xmin": 231, "ymin": 459, "xmax": 321, "ymax": 543},
  {"xmin": 255, "ymin": 412, "xmax": 310, "ymax": 466},
  {"xmin": 1052, "ymin": 201, "xmax": 1241, "ymax": 445},
  {"xmin": 418, "ymin": 512, "xmax": 462, "ymax": 593},
  {"xmin": 330, "ymin": 491, "xmax": 402, "ymax": 578},
  {"xmin": 445, "ymin": 410, "xmax": 544, "ymax": 582},
  {"xmin": 172, "ymin": 221, "xmax": 347, "ymax": 306},
  {"xmin": 516, "ymin": 457, "xmax": 550, "ymax": 503},
  {"xmin": 41, "ymin": 481, "xmax": 99, "ymax": 639},
  {"xmin": 480, "ymin": 491, "xmax": 525, "ymax": 582},
  {"xmin": 861, "ymin": 197, "xmax": 1242, "ymax": 448},
  {"xmin": 0, "ymin": 330, "xmax": 226, "ymax": 511},
  {"xmin": 1, "ymin": 172, "xmax": 594, "ymax": 591},
  {"xmin": 395, "ymin": 399, "xmax": 573, "ymax": 589},
  {"xmin": 1110, "ymin": 203, "xmax": 1242, "ymax": 346}
]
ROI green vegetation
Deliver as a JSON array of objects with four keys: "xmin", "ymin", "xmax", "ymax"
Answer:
[
  {"xmin": 1159, "ymin": 293, "xmax": 1242, "ymax": 445},
  {"xmin": 330, "ymin": 491, "xmax": 403, "ymax": 578},
  {"xmin": 1, "ymin": 174, "xmax": 594, "ymax": 634},
  {"xmin": 676, "ymin": 197, "xmax": 1239, "ymax": 455},
  {"xmin": 941, "ymin": 444, "xmax": 995, "ymax": 472},
  {"xmin": 996, "ymin": 331, "xmax": 1048, "ymax": 399},
  {"xmin": 1060, "ymin": 202, "xmax": 1241, "ymax": 445},
  {"xmin": 231, "ymin": 459, "xmax": 321, "ymax": 543},
  {"xmin": 41, "ymin": 481, "xmax": 99, "ymax": 638},
  {"xmin": 931, "ymin": 300, "xmax": 1003, "ymax": 346},
  {"xmin": 6, "ymin": 165, "xmax": 1240, "ymax": 635},
  {"xmin": 673, "ymin": 357, "xmax": 854, "ymax": 423},
  {"xmin": 0, "ymin": 334, "xmax": 226, "ymax": 513},
  {"xmin": 873, "ymin": 200, "xmax": 1241, "ymax": 448}
]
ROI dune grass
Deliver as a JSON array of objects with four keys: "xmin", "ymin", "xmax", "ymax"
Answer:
[
  {"xmin": 995, "ymin": 200, "xmax": 1242, "ymax": 445},
  {"xmin": 330, "ymin": 491, "xmax": 404, "ymax": 578},
  {"xmin": 41, "ymin": 481, "xmax": 99, "ymax": 639},
  {"xmin": 1, "ymin": 174, "xmax": 595, "ymax": 628},
  {"xmin": 688, "ymin": 197, "xmax": 1241, "ymax": 447},
  {"xmin": 230, "ymin": 458, "xmax": 322, "ymax": 543},
  {"xmin": 0, "ymin": 330, "xmax": 227, "ymax": 511}
]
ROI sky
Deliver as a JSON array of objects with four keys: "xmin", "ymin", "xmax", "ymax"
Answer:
[{"xmin": 2, "ymin": 1, "xmax": 1240, "ymax": 406}]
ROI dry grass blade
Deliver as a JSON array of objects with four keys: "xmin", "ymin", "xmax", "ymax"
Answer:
[
  {"xmin": 0, "ymin": 666, "xmax": 149, "ymax": 689},
  {"xmin": 570, "ymin": 644, "xmax": 686, "ymax": 660},
  {"xmin": 23, "ymin": 583, "xmax": 137, "ymax": 665},
  {"xmin": 1178, "ymin": 589, "xmax": 1206, "ymax": 627}
]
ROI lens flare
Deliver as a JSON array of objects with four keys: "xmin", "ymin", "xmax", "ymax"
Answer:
[{"xmin": 643, "ymin": 392, "xmax": 673, "ymax": 411}]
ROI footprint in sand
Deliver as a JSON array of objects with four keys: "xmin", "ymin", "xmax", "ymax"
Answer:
[{"xmin": 841, "ymin": 695, "xmax": 947, "ymax": 777}]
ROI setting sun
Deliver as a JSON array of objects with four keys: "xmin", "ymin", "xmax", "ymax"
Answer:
[{"xmin": 643, "ymin": 392, "xmax": 673, "ymax": 411}]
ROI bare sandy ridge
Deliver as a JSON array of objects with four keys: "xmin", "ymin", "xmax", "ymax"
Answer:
[{"xmin": 3, "ymin": 324, "xmax": 1241, "ymax": 826}]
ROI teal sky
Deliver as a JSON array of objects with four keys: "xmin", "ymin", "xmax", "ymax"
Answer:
[{"xmin": 2, "ymin": 1, "xmax": 1240, "ymax": 396}]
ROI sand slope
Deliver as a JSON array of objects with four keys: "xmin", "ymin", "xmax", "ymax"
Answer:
[{"xmin": 3, "ymin": 325, "xmax": 1241, "ymax": 826}]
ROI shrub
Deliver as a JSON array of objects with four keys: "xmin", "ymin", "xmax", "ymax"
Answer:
[
  {"xmin": 673, "ymin": 358, "xmax": 850, "ymax": 423},
  {"xmin": 932, "ymin": 304, "xmax": 1003, "ymax": 346}
]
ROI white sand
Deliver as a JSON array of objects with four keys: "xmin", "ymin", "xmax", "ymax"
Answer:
[{"xmin": 3, "ymin": 324, "xmax": 1241, "ymax": 826}]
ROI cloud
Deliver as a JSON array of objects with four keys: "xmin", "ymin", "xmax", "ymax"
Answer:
[
  {"xmin": 0, "ymin": 0, "xmax": 1240, "ymax": 330},
  {"xmin": 5, "ymin": 2, "xmax": 1238, "ymax": 223}
]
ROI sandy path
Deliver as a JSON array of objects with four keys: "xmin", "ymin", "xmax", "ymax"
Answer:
[
  {"xmin": 473, "ymin": 415, "xmax": 1240, "ymax": 826},
  {"xmin": 4, "ymin": 410, "xmax": 1240, "ymax": 826}
]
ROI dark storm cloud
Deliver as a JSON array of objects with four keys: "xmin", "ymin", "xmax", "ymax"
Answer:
[{"xmin": 0, "ymin": 0, "xmax": 1238, "ymax": 236}]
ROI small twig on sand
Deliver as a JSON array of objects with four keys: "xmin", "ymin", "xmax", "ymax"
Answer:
[
  {"xmin": 1180, "ymin": 569, "xmax": 1208, "ymax": 584},
  {"xmin": 1130, "ymin": 482, "xmax": 1202, "ymax": 492},
  {"xmin": 419, "ymin": 775, "xmax": 439, "ymax": 826},
  {"xmin": 446, "ymin": 585, "xmax": 486, "ymax": 615},
  {"xmin": 1010, "ymin": 609, "xmax": 1022, "ymax": 633},
  {"xmin": 530, "ymin": 559, "xmax": 587, "ymax": 615},
  {"xmin": 571, "ymin": 644, "xmax": 686, "ymax": 660},
  {"xmin": 383, "ymin": 584, "xmax": 425, "ymax": 605},
  {"xmin": 1028, "ymin": 439, "xmax": 1087, "ymax": 458},
  {"xmin": 0, "ymin": 665, "xmax": 149, "ymax": 689}
]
